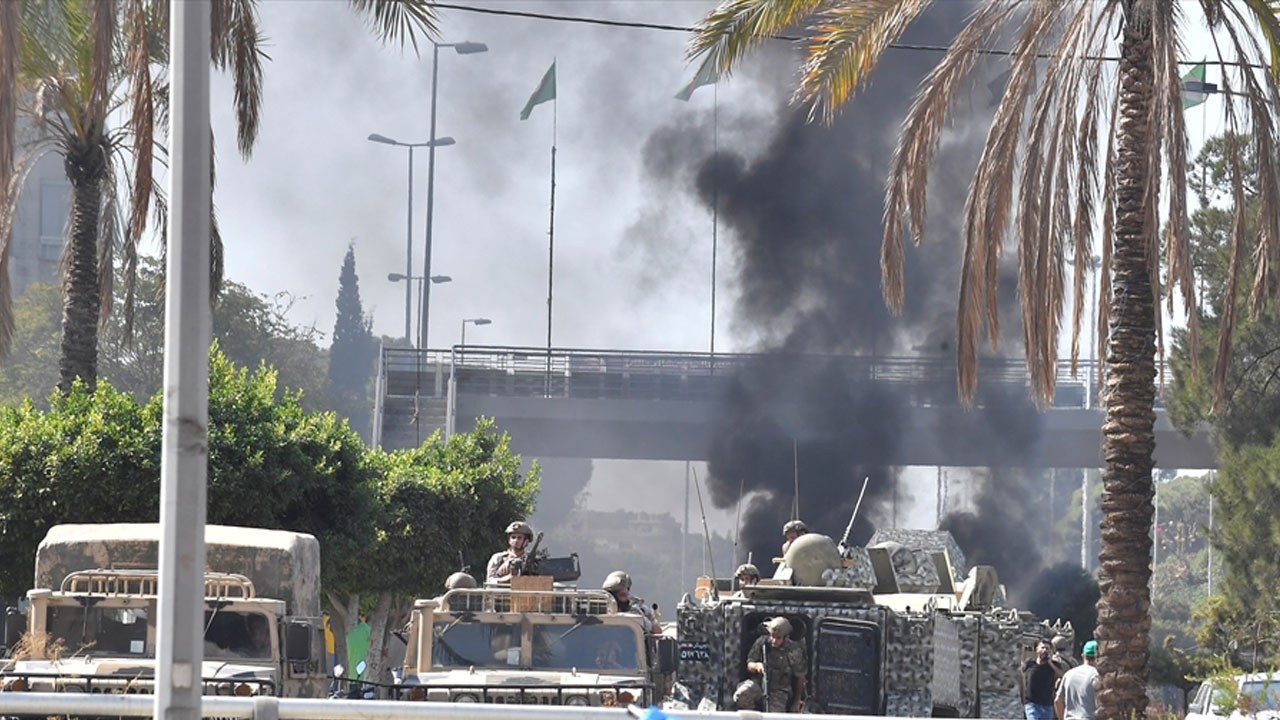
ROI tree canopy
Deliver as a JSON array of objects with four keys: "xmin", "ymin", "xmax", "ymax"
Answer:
[{"xmin": 0, "ymin": 349, "xmax": 537, "ymax": 621}]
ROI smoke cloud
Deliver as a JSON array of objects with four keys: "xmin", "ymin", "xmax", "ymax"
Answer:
[{"xmin": 637, "ymin": 3, "xmax": 1064, "ymax": 591}]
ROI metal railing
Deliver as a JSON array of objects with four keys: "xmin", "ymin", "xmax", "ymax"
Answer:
[
  {"xmin": 0, "ymin": 692, "xmax": 848, "ymax": 720},
  {"xmin": 374, "ymin": 345, "xmax": 1129, "ymax": 445}
]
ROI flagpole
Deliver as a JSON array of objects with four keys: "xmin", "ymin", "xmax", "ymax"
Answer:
[{"xmin": 545, "ymin": 60, "xmax": 557, "ymax": 396}]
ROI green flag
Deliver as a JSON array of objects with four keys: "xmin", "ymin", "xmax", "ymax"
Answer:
[
  {"xmin": 675, "ymin": 59, "xmax": 718, "ymax": 101},
  {"xmin": 1182, "ymin": 63, "xmax": 1210, "ymax": 109},
  {"xmin": 520, "ymin": 61, "xmax": 556, "ymax": 120}
]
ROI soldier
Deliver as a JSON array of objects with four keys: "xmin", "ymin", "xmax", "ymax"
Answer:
[
  {"xmin": 1051, "ymin": 634, "xmax": 1079, "ymax": 671},
  {"xmin": 445, "ymin": 572, "xmax": 477, "ymax": 590},
  {"xmin": 735, "ymin": 563, "xmax": 761, "ymax": 588},
  {"xmin": 602, "ymin": 571, "xmax": 659, "ymax": 634},
  {"xmin": 781, "ymin": 520, "xmax": 809, "ymax": 554},
  {"xmin": 486, "ymin": 521, "xmax": 534, "ymax": 583},
  {"xmin": 734, "ymin": 616, "xmax": 808, "ymax": 712}
]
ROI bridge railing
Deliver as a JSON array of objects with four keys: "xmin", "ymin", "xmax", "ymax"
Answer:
[{"xmin": 380, "ymin": 345, "xmax": 1108, "ymax": 412}]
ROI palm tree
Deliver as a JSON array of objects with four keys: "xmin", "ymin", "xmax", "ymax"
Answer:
[
  {"xmin": 0, "ymin": 0, "xmax": 438, "ymax": 394},
  {"xmin": 690, "ymin": 2, "xmax": 1280, "ymax": 719}
]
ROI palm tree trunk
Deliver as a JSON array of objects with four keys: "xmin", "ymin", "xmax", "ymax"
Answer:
[
  {"xmin": 58, "ymin": 136, "xmax": 107, "ymax": 394},
  {"xmin": 1096, "ymin": 5, "xmax": 1156, "ymax": 720}
]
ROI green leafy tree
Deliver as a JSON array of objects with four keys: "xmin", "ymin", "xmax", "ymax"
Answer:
[
  {"xmin": 328, "ymin": 244, "xmax": 376, "ymax": 441},
  {"xmin": 1168, "ymin": 135, "xmax": 1277, "ymax": 447},
  {"xmin": 0, "ymin": 263, "xmax": 330, "ymax": 408},
  {"xmin": 689, "ymin": 5, "xmax": 1280, "ymax": 717},
  {"xmin": 0, "ymin": 283, "xmax": 61, "ymax": 405},
  {"xmin": 0, "ymin": 0, "xmax": 439, "ymax": 393},
  {"xmin": 0, "ymin": 346, "xmax": 371, "ymax": 601},
  {"xmin": 325, "ymin": 420, "xmax": 539, "ymax": 685}
]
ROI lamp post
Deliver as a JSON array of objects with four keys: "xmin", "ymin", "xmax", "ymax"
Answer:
[
  {"xmin": 368, "ymin": 133, "xmax": 455, "ymax": 346},
  {"xmin": 460, "ymin": 317, "xmax": 492, "ymax": 349},
  {"xmin": 422, "ymin": 40, "xmax": 488, "ymax": 350},
  {"xmin": 388, "ymin": 273, "xmax": 453, "ymax": 348}
]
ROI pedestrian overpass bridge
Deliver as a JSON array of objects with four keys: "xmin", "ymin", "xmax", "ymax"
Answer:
[{"xmin": 372, "ymin": 346, "xmax": 1217, "ymax": 470}]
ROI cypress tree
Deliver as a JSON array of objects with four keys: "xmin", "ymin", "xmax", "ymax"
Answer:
[{"xmin": 329, "ymin": 244, "xmax": 376, "ymax": 439}]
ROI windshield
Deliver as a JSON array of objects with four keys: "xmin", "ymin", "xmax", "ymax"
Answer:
[
  {"xmin": 47, "ymin": 604, "xmax": 150, "ymax": 656},
  {"xmin": 433, "ymin": 621, "xmax": 521, "ymax": 668},
  {"xmin": 1238, "ymin": 681, "xmax": 1280, "ymax": 712},
  {"xmin": 531, "ymin": 622, "xmax": 641, "ymax": 672},
  {"xmin": 431, "ymin": 620, "xmax": 642, "ymax": 672},
  {"xmin": 203, "ymin": 610, "xmax": 274, "ymax": 660}
]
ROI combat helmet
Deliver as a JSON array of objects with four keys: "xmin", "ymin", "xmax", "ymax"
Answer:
[
  {"xmin": 735, "ymin": 563, "xmax": 760, "ymax": 579},
  {"xmin": 766, "ymin": 616, "xmax": 792, "ymax": 636},
  {"xmin": 445, "ymin": 572, "xmax": 477, "ymax": 590},
  {"xmin": 505, "ymin": 521, "xmax": 534, "ymax": 539},
  {"xmin": 603, "ymin": 570, "xmax": 632, "ymax": 592},
  {"xmin": 782, "ymin": 519, "xmax": 808, "ymax": 536}
]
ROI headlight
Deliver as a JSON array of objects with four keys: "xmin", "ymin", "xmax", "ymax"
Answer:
[
  {"xmin": 454, "ymin": 693, "xmax": 479, "ymax": 703},
  {"xmin": 4, "ymin": 677, "xmax": 29, "ymax": 692},
  {"xmin": 565, "ymin": 695, "xmax": 590, "ymax": 706}
]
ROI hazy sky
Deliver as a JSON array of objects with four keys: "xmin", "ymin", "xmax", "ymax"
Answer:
[
  {"xmin": 209, "ymin": 0, "xmax": 769, "ymax": 353},
  {"xmin": 200, "ymin": 1, "xmax": 1232, "ymax": 544}
]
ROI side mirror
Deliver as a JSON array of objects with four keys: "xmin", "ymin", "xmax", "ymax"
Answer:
[
  {"xmin": 654, "ymin": 636, "xmax": 678, "ymax": 674},
  {"xmin": 285, "ymin": 621, "xmax": 311, "ymax": 663}
]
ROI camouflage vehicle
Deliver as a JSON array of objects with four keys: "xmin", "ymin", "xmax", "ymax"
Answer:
[
  {"xmin": 395, "ymin": 566, "xmax": 677, "ymax": 707},
  {"xmin": 673, "ymin": 529, "xmax": 1040, "ymax": 718},
  {"xmin": 0, "ymin": 523, "xmax": 327, "ymax": 698}
]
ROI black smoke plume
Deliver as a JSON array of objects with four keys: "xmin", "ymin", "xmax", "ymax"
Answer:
[{"xmin": 640, "ymin": 3, "xmax": 1060, "ymax": 587}]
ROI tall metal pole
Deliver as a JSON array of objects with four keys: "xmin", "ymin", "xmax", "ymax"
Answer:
[
  {"xmin": 404, "ymin": 146, "xmax": 415, "ymax": 345},
  {"xmin": 421, "ymin": 43, "xmax": 440, "ymax": 350},
  {"xmin": 157, "ymin": 2, "xmax": 211, "ymax": 717},
  {"xmin": 1082, "ymin": 470, "xmax": 1089, "ymax": 570}
]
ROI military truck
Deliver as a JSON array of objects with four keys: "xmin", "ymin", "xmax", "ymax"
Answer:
[
  {"xmin": 395, "ymin": 570, "xmax": 677, "ymax": 707},
  {"xmin": 673, "ymin": 529, "xmax": 1040, "ymax": 718},
  {"xmin": 0, "ymin": 523, "xmax": 327, "ymax": 698}
]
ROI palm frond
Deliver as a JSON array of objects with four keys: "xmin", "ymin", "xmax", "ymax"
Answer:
[
  {"xmin": 124, "ymin": 0, "xmax": 154, "ymax": 244},
  {"xmin": 688, "ymin": 0, "xmax": 828, "ymax": 81},
  {"xmin": 796, "ymin": 0, "xmax": 934, "ymax": 124},
  {"xmin": 89, "ymin": 0, "xmax": 116, "ymax": 119},
  {"xmin": 0, "ymin": 0, "xmax": 17, "ymax": 358},
  {"xmin": 883, "ymin": 0, "xmax": 1016, "ymax": 317},
  {"xmin": 346, "ymin": 0, "xmax": 439, "ymax": 56},
  {"xmin": 212, "ymin": 0, "xmax": 265, "ymax": 158}
]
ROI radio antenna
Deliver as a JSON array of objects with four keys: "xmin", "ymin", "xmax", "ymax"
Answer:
[
  {"xmin": 733, "ymin": 478, "xmax": 744, "ymax": 562},
  {"xmin": 692, "ymin": 465, "xmax": 719, "ymax": 599},
  {"xmin": 791, "ymin": 439, "xmax": 800, "ymax": 520}
]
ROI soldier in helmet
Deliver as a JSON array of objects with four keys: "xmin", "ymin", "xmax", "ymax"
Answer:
[
  {"xmin": 602, "ymin": 571, "xmax": 659, "ymax": 634},
  {"xmin": 735, "ymin": 563, "xmax": 761, "ymax": 588},
  {"xmin": 445, "ymin": 572, "xmax": 477, "ymax": 590},
  {"xmin": 486, "ymin": 521, "xmax": 535, "ymax": 583},
  {"xmin": 781, "ymin": 520, "xmax": 809, "ymax": 554},
  {"xmin": 734, "ymin": 616, "xmax": 807, "ymax": 712}
]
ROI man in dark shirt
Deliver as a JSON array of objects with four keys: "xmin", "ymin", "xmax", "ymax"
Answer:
[{"xmin": 1022, "ymin": 639, "xmax": 1064, "ymax": 720}]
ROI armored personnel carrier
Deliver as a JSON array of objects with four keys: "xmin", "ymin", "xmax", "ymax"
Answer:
[{"xmin": 673, "ymin": 529, "xmax": 1041, "ymax": 718}]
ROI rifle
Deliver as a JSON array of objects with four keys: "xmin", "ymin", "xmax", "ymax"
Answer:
[
  {"xmin": 838, "ymin": 476, "xmax": 870, "ymax": 556},
  {"xmin": 514, "ymin": 532, "xmax": 544, "ymax": 576},
  {"xmin": 761, "ymin": 636, "xmax": 771, "ymax": 712}
]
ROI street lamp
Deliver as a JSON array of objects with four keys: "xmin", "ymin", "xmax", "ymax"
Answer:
[
  {"xmin": 387, "ymin": 273, "xmax": 453, "ymax": 348},
  {"xmin": 421, "ymin": 39, "xmax": 488, "ymax": 350},
  {"xmin": 460, "ymin": 317, "xmax": 492, "ymax": 349},
  {"xmin": 368, "ymin": 133, "xmax": 456, "ymax": 345}
]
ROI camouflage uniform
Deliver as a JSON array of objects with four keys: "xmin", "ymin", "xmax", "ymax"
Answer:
[
  {"xmin": 485, "ymin": 550, "xmax": 527, "ymax": 582},
  {"xmin": 734, "ymin": 634, "xmax": 808, "ymax": 712}
]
